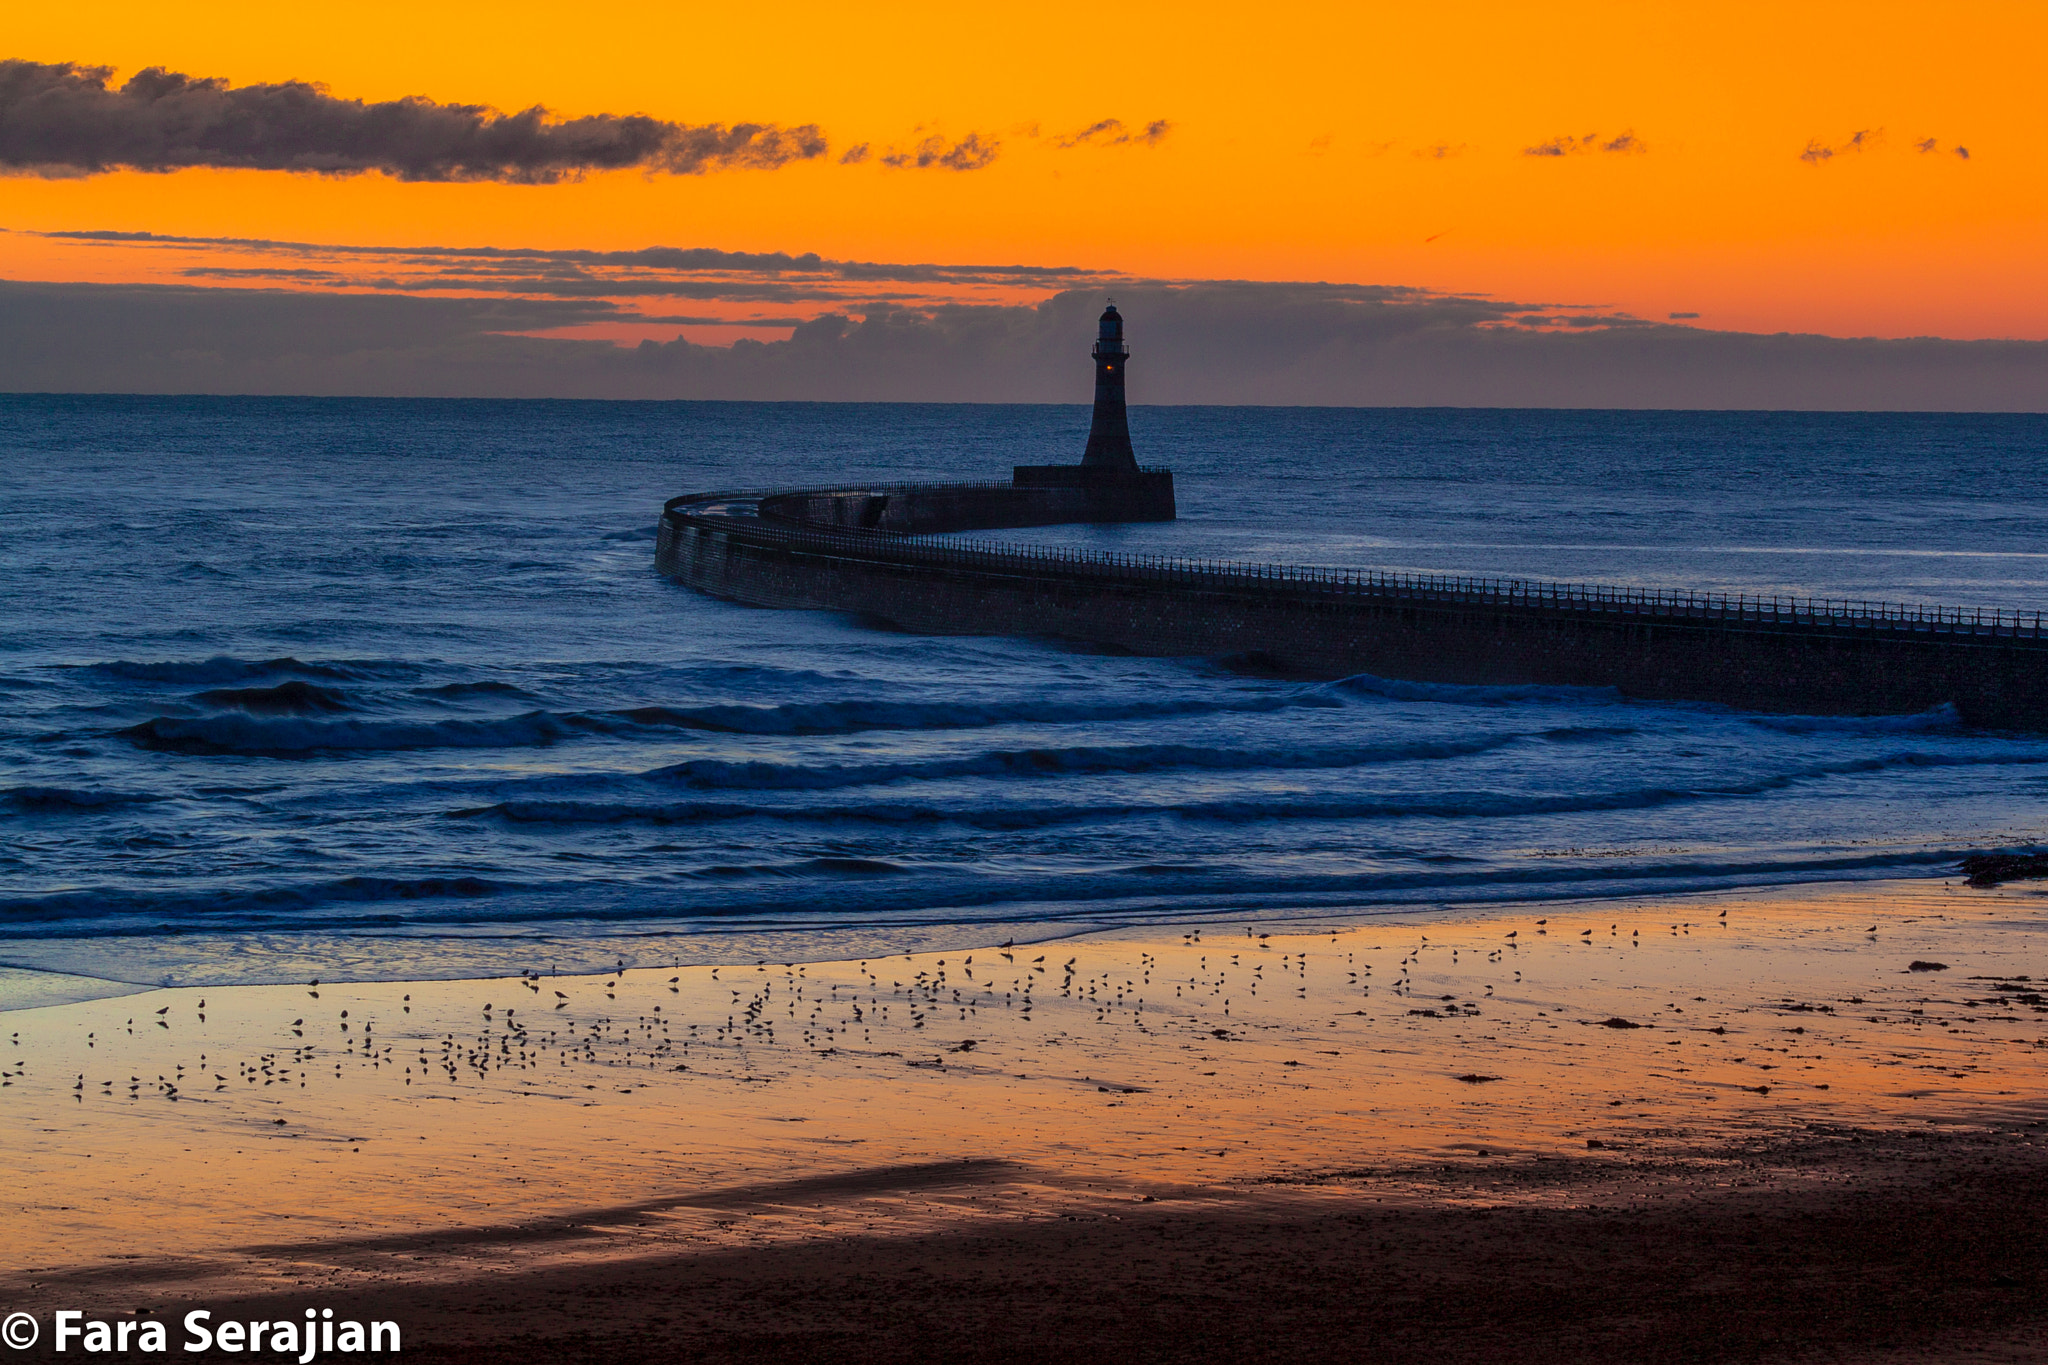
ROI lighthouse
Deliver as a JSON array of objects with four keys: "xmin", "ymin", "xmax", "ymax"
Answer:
[
  {"xmin": 1006, "ymin": 300, "xmax": 1173, "ymax": 519},
  {"xmin": 1080, "ymin": 302, "xmax": 1137, "ymax": 472}
]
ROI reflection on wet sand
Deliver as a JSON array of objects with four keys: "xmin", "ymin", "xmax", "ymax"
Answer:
[{"xmin": 2, "ymin": 879, "xmax": 2044, "ymax": 1311}]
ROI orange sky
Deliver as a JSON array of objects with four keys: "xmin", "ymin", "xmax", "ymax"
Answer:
[{"xmin": 6, "ymin": 0, "xmax": 2044, "ymax": 341}]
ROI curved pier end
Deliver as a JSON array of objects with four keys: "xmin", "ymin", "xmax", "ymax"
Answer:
[
  {"xmin": 654, "ymin": 304, "xmax": 2048, "ymax": 728},
  {"xmin": 656, "ymin": 487, "xmax": 2048, "ymax": 729},
  {"xmin": 758, "ymin": 467, "xmax": 1175, "ymax": 537}
]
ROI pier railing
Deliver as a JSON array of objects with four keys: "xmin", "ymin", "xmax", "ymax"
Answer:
[{"xmin": 665, "ymin": 487, "xmax": 2048, "ymax": 641}]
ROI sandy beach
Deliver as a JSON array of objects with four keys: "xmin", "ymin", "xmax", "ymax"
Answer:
[{"xmin": 4, "ymin": 878, "xmax": 2046, "ymax": 1361}]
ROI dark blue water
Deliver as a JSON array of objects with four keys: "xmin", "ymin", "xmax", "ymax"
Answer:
[{"xmin": 4, "ymin": 396, "xmax": 2047, "ymax": 988}]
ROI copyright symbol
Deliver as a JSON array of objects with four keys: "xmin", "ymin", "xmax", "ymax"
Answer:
[{"xmin": 1, "ymin": 1313, "xmax": 36, "ymax": 1349}]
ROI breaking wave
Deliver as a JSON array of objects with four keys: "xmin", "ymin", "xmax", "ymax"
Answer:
[
  {"xmin": 194, "ymin": 680, "xmax": 356, "ymax": 714},
  {"xmin": 122, "ymin": 711, "xmax": 588, "ymax": 755},
  {"xmin": 0, "ymin": 874, "xmax": 513, "ymax": 926},
  {"xmin": 626, "ymin": 735, "xmax": 1530, "ymax": 792},
  {"xmin": 1747, "ymin": 703, "xmax": 1964, "ymax": 734},
  {"xmin": 608, "ymin": 689, "xmax": 1347, "ymax": 736},
  {"xmin": 1330, "ymin": 673, "xmax": 1626, "ymax": 706},
  {"xmin": 457, "ymin": 749, "xmax": 2048, "ymax": 830}
]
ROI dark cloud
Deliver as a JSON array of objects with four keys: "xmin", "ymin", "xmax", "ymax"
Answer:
[
  {"xmin": 1524, "ymin": 131, "xmax": 1645, "ymax": 157},
  {"xmin": 880, "ymin": 132, "xmax": 999, "ymax": 171},
  {"xmin": 1055, "ymin": 118, "xmax": 1172, "ymax": 149},
  {"xmin": 1057, "ymin": 119, "xmax": 1120, "ymax": 148},
  {"xmin": 0, "ymin": 59, "xmax": 826, "ymax": 181},
  {"xmin": 0, "ymin": 280, "xmax": 616, "ymax": 392},
  {"xmin": 386, "ymin": 274, "xmax": 830, "ymax": 302},
  {"xmin": 1915, "ymin": 137, "xmax": 1971, "ymax": 160},
  {"xmin": 181, "ymin": 266, "xmax": 346, "ymax": 281},
  {"xmin": 5, "ymin": 278, "xmax": 2044, "ymax": 411},
  {"xmin": 35, "ymin": 229, "xmax": 1115, "ymax": 294},
  {"xmin": 617, "ymin": 314, "xmax": 804, "ymax": 327},
  {"xmin": 837, "ymin": 143, "xmax": 870, "ymax": 164}
]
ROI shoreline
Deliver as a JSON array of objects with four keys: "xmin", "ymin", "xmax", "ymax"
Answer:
[
  {"xmin": 4, "ymin": 877, "xmax": 2044, "ymax": 1358},
  {"xmin": 0, "ymin": 866, "xmax": 2004, "ymax": 995}
]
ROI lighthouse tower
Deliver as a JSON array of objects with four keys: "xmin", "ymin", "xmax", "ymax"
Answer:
[
  {"xmin": 1080, "ymin": 302, "xmax": 1138, "ymax": 472},
  {"xmin": 1007, "ymin": 300, "xmax": 1173, "ymax": 519}
]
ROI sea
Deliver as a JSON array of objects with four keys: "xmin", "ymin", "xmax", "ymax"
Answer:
[{"xmin": 3, "ymin": 396, "xmax": 2046, "ymax": 991}]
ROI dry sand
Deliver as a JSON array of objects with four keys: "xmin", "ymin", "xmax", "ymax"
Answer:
[{"xmin": 3, "ymin": 878, "xmax": 2046, "ymax": 1361}]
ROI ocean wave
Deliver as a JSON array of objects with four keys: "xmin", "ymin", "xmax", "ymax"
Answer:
[
  {"xmin": 0, "ymin": 849, "xmax": 1966, "ymax": 947},
  {"xmin": 194, "ymin": 680, "xmax": 355, "ymax": 714},
  {"xmin": 112, "ymin": 692, "xmax": 1341, "ymax": 756},
  {"xmin": 1540, "ymin": 725, "xmax": 1640, "ymax": 743},
  {"xmin": 458, "ymin": 749, "xmax": 2048, "ymax": 830},
  {"xmin": 0, "ymin": 874, "xmax": 510, "ymax": 925},
  {"xmin": 456, "ymin": 789, "xmax": 1702, "ymax": 832},
  {"xmin": 1746, "ymin": 703, "xmax": 1964, "ymax": 734},
  {"xmin": 1329, "ymin": 673, "xmax": 1626, "ymax": 706},
  {"xmin": 85, "ymin": 656, "xmax": 408, "ymax": 685},
  {"xmin": 630, "ymin": 735, "xmax": 1528, "ymax": 792},
  {"xmin": 121, "ymin": 710, "xmax": 586, "ymax": 755},
  {"xmin": 104, "ymin": 677, "xmax": 1643, "ymax": 763},
  {"xmin": 2, "ymin": 786, "xmax": 164, "ymax": 813},
  {"xmin": 1336, "ymin": 675, "xmax": 1983, "ymax": 735},
  {"xmin": 690, "ymin": 857, "xmax": 910, "ymax": 878},
  {"xmin": 412, "ymin": 681, "xmax": 539, "ymax": 700},
  {"xmin": 609, "ymin": 689, "xmax": 1345, "ymax": 737}
]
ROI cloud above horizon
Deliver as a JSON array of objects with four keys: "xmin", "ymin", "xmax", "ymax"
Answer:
[
  {"xmin": 2, "ymin": 275, "xmax": 2042, "ymax": 411},
  {"xmin": 0, "ymin": 60, "xmax": 827, "ymax": 181},
  {"xmin": 1054, "ymin": 118, "xmax": 1172, "ymax": 149},
  {"xmin": 26, "ymin": 228, "xmax": 1117, "ymax": 312},
  {"xmin": 877, "ymin": 132, "xmax": 1001, "ymax": 171},
  {"xmin": 1523, "ymin": 131, "xmax": 1645, "ymax": 157}
]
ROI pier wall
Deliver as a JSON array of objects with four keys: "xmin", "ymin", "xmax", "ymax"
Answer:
[
  {"xmin": 658, "ymin": 489, "xmax": 2048, "ymax": 729},
  {"xmin": 759, "ymin": 471, "xmax": 1174, "ymax": 535}
]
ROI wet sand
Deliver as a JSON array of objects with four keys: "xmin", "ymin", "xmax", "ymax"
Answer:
[{"xmin": 3, "ymin": 879, "xmax": 2046, "ymax": 1360}]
